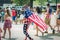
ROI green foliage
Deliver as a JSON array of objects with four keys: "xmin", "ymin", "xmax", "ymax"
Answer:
[
  {"xmin": 13, "ymin": 0, "xmax": 60, "ymax": 6},
  {"xmin": 34, "ymin": 0, "xmax": 60, "ymax": 6},
  {"xmin": 13, "ymin": 0, "xmax": 30, "ymax": 6},
  {"xmin": 34, "ymin": 0, "xmax": 47, "ymax": 6}
]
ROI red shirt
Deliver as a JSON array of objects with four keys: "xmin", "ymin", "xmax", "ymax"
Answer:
[{"xmin": 12, "ymin": 10, "xmax": 16, "ymax": 16}]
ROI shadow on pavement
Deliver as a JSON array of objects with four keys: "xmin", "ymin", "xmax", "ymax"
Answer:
[
  {"xmin": 37, "ymin": 33, "xmax": 60, "ymax": 40},
  {"xmin": 54, "ymin": 33, "xmax": 60, "ymax": 36},
  {"xmin": 4, "ymin": 38, "xmax": 17, "ymax": 40},
  {"xmin": 38, "ymin": 36, "xmax": 53, "ymax": 40}
]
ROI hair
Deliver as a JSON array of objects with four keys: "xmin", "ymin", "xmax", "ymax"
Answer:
[
  {"xmin": 47, "ymin": 3, "xmax": 50, "ymax": 7},
  {"xmin": 36, "ymin": 7, "xmax": 41, "ymax": 14},
  {"xmin": 6, "ymin": 9, "xmax": 11, "ymax": 16},
  {"xmin": 23, "ymin": 3, "xmax": 30, "ymax": 8}
]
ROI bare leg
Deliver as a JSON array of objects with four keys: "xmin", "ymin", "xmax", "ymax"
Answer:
[
  {"xmin": 44, "ymin": 25, "xmax": 48, "ymax": 33},
  {"xmin": 8, "ymin": 28, "xmax": 11, "ymax": 39},
  {"xmin": 38, "ymin": 27, "xmax": 44, "ymax": 36},
  {"xmin": 54, "ymin": 25, "xmax": 57, "ymax": 29},
  {"xmin": 35, "ymin": 26, "xmax": 38, "ymax": 36},
  {"xmin": 35, "ymin": 26, "xmax": 44, "ymax": 36},
  {"xmin": 52, "ymin": 26, "xmax": 56, "ymax": 34},
  {"xmin": 57, "ymin": 25, "xmax": 60, "ymax": 32},
  {"xmin": 2, "ymin": 29, "xmax": 6, "ymax": 38},
  {"xmin": 49, "ymin": 24, "xmax": 53, "ymax": 30},
  {"xmin": 20, "ymin": 20, "xmax": 22, "ymax": 24},
  {"xmin": 25, "ymin": 36, "xmax": 27, "ymax": 40},
  {"xmin": 15, "ymin": 20, "xmax": 17, "ymax": 24},
  {"xmin": 0, "ymin": 33, "xmax": 1, "ymax": 40},
  {"xmin": 20, "ymin": 20, "xmax": 23, "ymax": 24},
  {"xmin": 58, "ymin": 26, "xmax": 59, "ymax": 31}
]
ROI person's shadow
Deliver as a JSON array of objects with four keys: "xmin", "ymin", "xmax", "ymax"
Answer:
[
  {"xmin": 37, "ymin": 33, "xmax": 60, "ymax": 40},
  {"xmin": 4, "ymin": 38, "xmax": 17, "ymax": 40}
]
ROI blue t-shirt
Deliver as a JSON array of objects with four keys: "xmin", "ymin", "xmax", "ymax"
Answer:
[
  {"xmin": 49, "ymin": 8, "xmax": 52, "ymax": 14},
  {"xmin": 24, "ymin": 8, "xmax": 32, "ymax": 18}
]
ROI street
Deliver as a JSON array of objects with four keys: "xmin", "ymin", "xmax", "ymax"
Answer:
[
  {"xmin": 0, "ymin": 0, "xmax": 60, "ymax": 40},
  {"xmin": 0, "ymin": 23, "xmax": 60, "ymax": 40}
]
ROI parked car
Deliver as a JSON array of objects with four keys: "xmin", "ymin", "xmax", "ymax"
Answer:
[{"xmin": 15, "ymin": 6, "xmax": 23, "ymax": 10}]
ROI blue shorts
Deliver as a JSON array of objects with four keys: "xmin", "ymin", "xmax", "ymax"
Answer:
[{"xmin": 12, "ymin": 16, "xmax": 16, "ymax": 21}]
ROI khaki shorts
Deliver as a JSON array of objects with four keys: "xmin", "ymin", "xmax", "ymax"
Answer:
[{"xmin": 45, "ymin": 17, "xmax": 50, "ymax": 25}]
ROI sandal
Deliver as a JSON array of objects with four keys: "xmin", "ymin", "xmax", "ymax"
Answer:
[
  {"xmin": 52, "ymin": 29, "xmax": 55, "ymax": 34},
  {"xmin": 30, "ymin": 38, "xmax": 33, "ymax": 40}
]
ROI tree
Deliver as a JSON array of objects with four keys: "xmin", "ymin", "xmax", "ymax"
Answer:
[
  {"xmin": 30, "ymin": 0, "xmax": 33, "ymax": 8},
  {"xmin": 13, "ymin": 0, "xmax": 30, "ymax": 6},
  {"xmin": 34, "ymin": 0, "xmax": 47, "ymax": 6},
  {"xmin": 34, "ymin": 0, "xmax": 60, "ymax": 6}
]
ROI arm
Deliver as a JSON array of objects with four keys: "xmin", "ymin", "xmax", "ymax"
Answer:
[
  {"xmin": 0, "ymin": 28, "xmax": 2, "ymax": 33},
  {"xmin": 4, "ymin": 15, "xmax": 6, "ymax": 21},
  {"xmin": 56, "ymin": 9, "xmax": 59, "ymax": 15}
]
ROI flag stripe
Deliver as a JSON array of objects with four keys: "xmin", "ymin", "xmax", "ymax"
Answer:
[
  {"xmin": 29, "ymin": 15, "xmax": 45, "ymax": 31},
  {"xmin": 36, "ymin": 14, "xmax": 48, "ymax": 29},
  {"xmin": 28, "ymin": 17, "xmax": 44, "ymax": 31},
  {"xmin": 28, "ymin": 13, "xmax": 48, "ymax": 32},
  {"xmin": 33, "ymin": 14, "xmax": 46, "ymax": 30},
  {"xmin": 24, "ymin": 8, "xmax": 48, "ymax": 32},
  {"xmin": 33, "ymin": 14, "xmax": 47, "ymax": 30}
]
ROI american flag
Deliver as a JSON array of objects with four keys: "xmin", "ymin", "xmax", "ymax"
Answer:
[{"xmin": 24, "ymin": 8, "xmax": 48, "ymax": 32}]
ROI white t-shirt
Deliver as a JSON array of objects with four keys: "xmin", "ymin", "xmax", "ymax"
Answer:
[
  {"xmin": 20, "ymin": 14, "xmax": 24, "ymax": 19},
  {"xmin": 50, "ymin": 13, "xmax": 57, "ymax": 27},
  {"xmin": 38, "ymin": 13, "xmax": 45, "ymax": 21}
]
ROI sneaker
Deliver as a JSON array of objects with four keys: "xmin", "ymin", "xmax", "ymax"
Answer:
[
  {"xmin": 30, "ymin": 38, "xmax": 33, "ymax": 40},
  {"xmin": 52, "ymin": 30, "xmax": 55, "ymax": 34}
]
